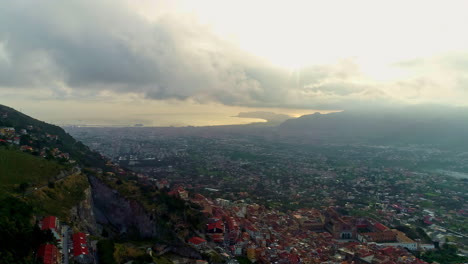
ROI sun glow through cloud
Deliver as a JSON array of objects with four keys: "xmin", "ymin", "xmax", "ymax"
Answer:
[{"xmin": 130, "ymin": 0, "xmax": 468, "ymax": 71}]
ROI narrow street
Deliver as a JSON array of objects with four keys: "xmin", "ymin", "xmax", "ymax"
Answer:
[{"xmin": 61, "ymin": 225, "xmax": 70, "ymax": 264}]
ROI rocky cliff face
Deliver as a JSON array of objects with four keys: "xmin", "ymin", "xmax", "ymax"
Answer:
[
  {"xmin": 70, "ymin": 186, "xmax": 99, "ymax": 235},
  {"xmin": 88, "ymin": 176, "xmax": 158, "ymax": 238}
]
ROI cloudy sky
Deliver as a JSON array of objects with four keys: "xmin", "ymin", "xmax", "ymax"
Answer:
[{"xmin": 1, "ymin": 0, "xmax": 467, "ymax": 126}]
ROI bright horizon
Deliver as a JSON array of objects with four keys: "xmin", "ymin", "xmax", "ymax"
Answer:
[{"xmin": 1, "ymin": 0, "xmax": 468, "ymax": 126}]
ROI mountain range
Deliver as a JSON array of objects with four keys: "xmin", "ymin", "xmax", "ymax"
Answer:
[{"xmin": 277, "ymin": 106, "xmax": 468, "ymax": 149}]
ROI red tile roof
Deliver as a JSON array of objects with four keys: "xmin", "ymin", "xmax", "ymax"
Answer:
[
  {"xmin": 211, "ymin": 233, "xmax": 224, "ymax": 242},
  {"xmin": 374, "ymin": 222, "xmax": 389, "ymax": 232},
  {"xmin": 381, "ymin": 247, "xmax": 394, "ymax": 255},
  {"xmin": 207, "ymin": 221, "xmax": 224, "ymax": 231},
  {"xmin": 41, "ymin": 216, "xmax": 57, "ymax": 230},
  {"xmin": 193, "ymin": 193, "xmax": 206, "ymax": 201},
  {"xmin": 188, "ymin": 237, "xmax": 207, "ymax": 245},
  {"xmin": 72, "ymin": 232, "xmax": 89, "ymax": 257},
  {"xmin": 37, "ymin": 244, "xmax": 58, "ymax": 264},
  {"xmin": 289, "ymin": 254, "xmax": 300, "ymax": 264}
]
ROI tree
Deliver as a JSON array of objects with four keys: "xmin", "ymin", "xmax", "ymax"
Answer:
[
  {"xmin": 47, "ymin": 181, "xmax": 55, "ymax": 189},
  {"xmin": 97, "ymin": 240, "xmax": 116, "ymax": 264},
  {"xmin": 18, "ymin": 182, "xmax": 29, "ymax": 197},
  {"xmin": 421, "ymin": 243, "xmax": 468, "ymax": 264},
  {"xmin": 20, "ymin": 134, "xmax": 32, "ymax": 146},
  {"xmin": 0, "ymin": 196, "xmax": 34, "ymax": 263},
  {"xmin": 101, "ymin": 229, "xmax": 109, "ymax": 238},
  {"xmin": 132, "ymin": 254, "xmax": 153, "ymax": 264}
]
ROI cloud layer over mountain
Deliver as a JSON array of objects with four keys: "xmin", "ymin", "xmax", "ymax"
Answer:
[{"xmin": 1, "ymin": 0, "xmax": 467, "ymax": 110}]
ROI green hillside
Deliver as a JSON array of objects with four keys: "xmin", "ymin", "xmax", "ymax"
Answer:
[
  {"xmin": 0, "ymin": 104, "xmax": 207, "ymax": 263},
  {"xmin": 29, "ymin": 173, "xmax": 89, "ymax": 220},
  {"xmin": 0, "ymin": 104, "xmax": 106, "ymax": 168},
  {"xmin": 0, "ymin": 147, "xmax": 90, "ymax": 220},
  {"xmin": 0, "ymin": 147, "xmax": 65, "ymax": 194}
]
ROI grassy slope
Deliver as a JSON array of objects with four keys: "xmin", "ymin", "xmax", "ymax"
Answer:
[
  {"xmin": 29, "ymin": 173, "xmax": 89, "ymax": 220},
  {"xmin": 0, "ymin": 147, "xmax": 89, "ymax": 220},
  {"xmin": 0, "ymin": 147, "xmax": 64, "ymax": 193},
  {"xmin": 0, "ymin": 105, "xmax": 97, "ymax": 220}
]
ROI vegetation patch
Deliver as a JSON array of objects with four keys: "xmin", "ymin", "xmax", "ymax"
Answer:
[
  {"xmin": 28, "ymin": 173, "xmax": 89, "ymax": 220},
  {"xmin": 0, "ymin": 147, "xmax": 64, "ymax": 194},
  {"xmin": 421, "ymin": 243, "xmax": 468, "ymax": 264},
  {"xmin": 236, "ymin": 256, "xmax": 253, "ymax": 264},
  {"xmin": 97, "ymin": 239, "xmax": 117, "ymax": 264},
  {"xmin": 0, "ymin": 196, "xmax": 56, "ymax": 263}
]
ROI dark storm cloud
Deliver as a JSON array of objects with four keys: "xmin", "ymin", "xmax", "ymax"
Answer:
[
  {"xmin": 0, "ymin": 0, "xmax": 193, "ymax": 87},
  {"xmin": 0, "ymin": 0, "xmax": 437, "ymax": 109},
  {"xmin": 0, "ymin": 0, "xmax": 280, "ymax": 104}
]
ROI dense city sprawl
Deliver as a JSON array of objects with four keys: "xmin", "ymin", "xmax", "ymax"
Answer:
[{"xmin": 67, "ymin": 126, "xmax": 468, "ymax": 263}]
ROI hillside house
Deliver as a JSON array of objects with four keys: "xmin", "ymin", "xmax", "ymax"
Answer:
[
  {"xmin": 37, "ymin": 244, "xmax": 60, "ymax": 264},
  {"xmin": 188, "ymin": 237, "xmax": 207, "ymax": 249},
  {"xmin": 41, "ymin": 216, "xmax": 61, "ymax": 242},
  {"xmin": 169, "ymin": 186, "xmax": 189, "ymax": 200},
  {"xmin": 72, "ymin": 232, "xmax": 93, "ymax": 264},
  {"xmin": 0, "ymin": 127, "xmax": 15, "ymax": 136}
]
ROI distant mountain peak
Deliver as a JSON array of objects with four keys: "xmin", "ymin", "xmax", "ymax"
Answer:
[{"xmin": 278, "ymin": 106, "xmax": 468, "ymax": 149}]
